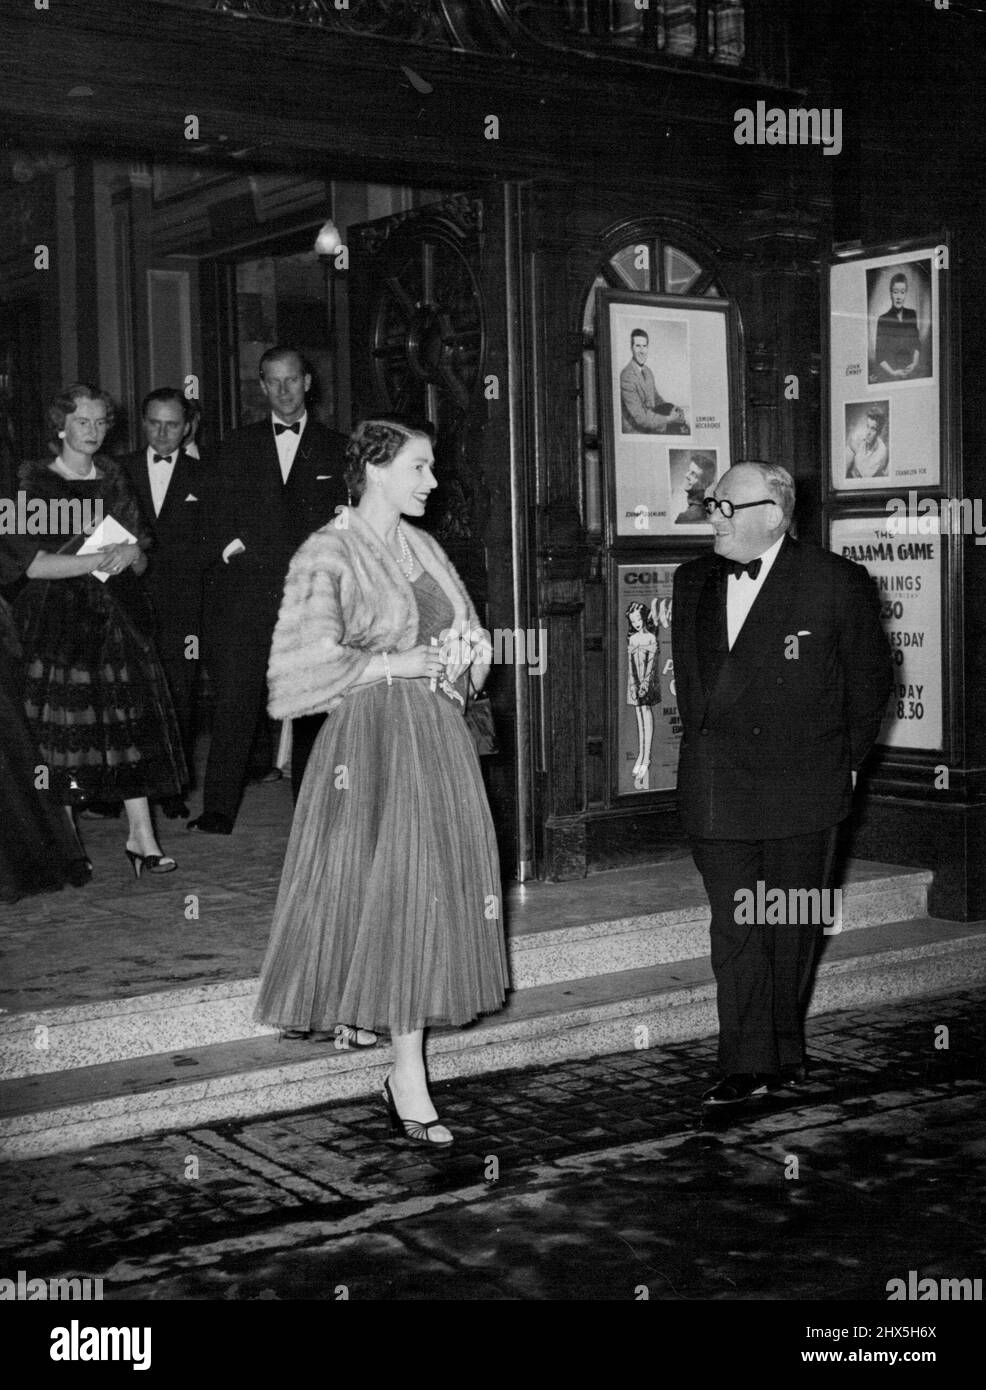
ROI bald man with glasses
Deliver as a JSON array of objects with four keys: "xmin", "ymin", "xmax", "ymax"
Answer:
[{"xmin": 672, "ymin": 462, "xmax": 892, "ymax": 1107}]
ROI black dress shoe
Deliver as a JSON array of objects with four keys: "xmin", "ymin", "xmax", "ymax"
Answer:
[
  {"xmin": 248, "ymin": 767, "xmax": 283, "ymax": 784},
  {"xmin": 702, "ymin": 1073, "xmax": 773, "ymax": 1106},
  {"xmin": 779, "ymin": 1062, "xmax": 808, "ymax": 1086},
  {"xmin": 186, "ymin": 813, "xmax": 234, "ymax": 835},
  {"xmin": 159, "ymin": 796, "xmax": 190, "ymax": 819}
]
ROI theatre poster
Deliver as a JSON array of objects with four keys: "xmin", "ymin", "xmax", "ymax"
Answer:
[
  {"xmin": 829, "ymin": 514, "xmax": 945, "ymax": 752},
  {"xmin": 827, "ymin": 239, "xmax": 946, "ymax": 493},
  {"xmin": 612, "ymin": 560, "xmax": 681, "ymax": 797},
  {"xmin": 597, "ymin": 290, "xmax": 737, "ymax": 542}
]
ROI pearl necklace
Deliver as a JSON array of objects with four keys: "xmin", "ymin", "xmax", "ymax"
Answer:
[
  {"xmin": 53, "ymin": 456, "xmax": 97, "ymax": 481},
  {"xmin": 396, "ymin": 524, "xmax": 415, "ymax": 579}
]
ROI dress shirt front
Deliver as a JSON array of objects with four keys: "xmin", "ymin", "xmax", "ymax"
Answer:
[
  {"xmin": 146, "ymin": 446, "xmax": 178, "ymax": 517},
  {"xmin": 726, "ymin": 533, "xmax": 786, "ymax": 649},
  {"xmin": 274, "ymin": 412, "xmax": 306, "ymax": 483}
]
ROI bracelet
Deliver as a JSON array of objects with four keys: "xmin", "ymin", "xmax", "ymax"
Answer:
[{"xmin": 382, "ymin": 651, "xmax": 393, "ymax": 687}]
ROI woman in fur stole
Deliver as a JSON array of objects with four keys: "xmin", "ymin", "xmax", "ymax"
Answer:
[{"xmin": 257, "ymin": 419, "xmax": 508, "ymax": 1145}]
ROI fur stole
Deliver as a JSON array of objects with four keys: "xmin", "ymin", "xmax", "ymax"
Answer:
[{"xmin": 267, "ymin": 507, "xmax": 482, "ymax": 721}]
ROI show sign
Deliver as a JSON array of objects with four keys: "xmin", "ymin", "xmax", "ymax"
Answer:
[{"xmin": 830, "ymin": 515, "xmax": 943, "ymax": 751}]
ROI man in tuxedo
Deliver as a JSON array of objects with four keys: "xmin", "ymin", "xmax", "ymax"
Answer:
[
  {"xmin": 188, "ymin": 347, "xmax": 348, "ymax": 833},
  {"xmin": 672, "ymin": 461, "xmax": 892, "ymax": 1106},
  {"xmin": 123, "ymin": 388, "xmax": 213, "ymax": 817},
  {"xmin": 873, "ymin": 273, "xmax": 921, "ymax": 381}
]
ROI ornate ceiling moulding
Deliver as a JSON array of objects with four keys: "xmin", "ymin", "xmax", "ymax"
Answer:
[
  {"xmin": 207, "ymin": 0, "xmax": 462, "ymax": 46},
  {"xmin": 185, "ymin": 1, "xmax": 770, "ymax": 81}
]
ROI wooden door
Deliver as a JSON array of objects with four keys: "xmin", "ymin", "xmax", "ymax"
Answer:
[{"xmin": 348, "ymin": 187, "xmax": 533, "ymax": 879}]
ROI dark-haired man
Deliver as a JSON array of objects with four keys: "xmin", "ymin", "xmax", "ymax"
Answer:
[
  {"xmin": 620, "ymin": 329, "xmax": 688, "ymax": 434},
  {"xmin": 123, "ymin": 388, "xmax": 213, "ymax": 816},
  {"xmin": 189, "ymin": 348, "xmax": 348, "ymax": 833},
  {"xmin": 675, "ymin": 452, "xmax": 717, "ymax": 523}
]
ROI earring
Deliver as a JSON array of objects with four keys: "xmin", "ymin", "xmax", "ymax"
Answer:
[{"xmin": 58, "ymin": 431, "xmax": 66, "ymax": 439}]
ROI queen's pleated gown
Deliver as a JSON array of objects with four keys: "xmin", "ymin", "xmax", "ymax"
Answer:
[{"xmin": 255, "ymin": 570, "xmax": 508, "ymax": 1035}]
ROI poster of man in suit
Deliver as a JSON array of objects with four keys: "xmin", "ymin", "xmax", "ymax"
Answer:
[{"xmin": 603, "ymin": 293, "xmax": 733, "ymax": 539}]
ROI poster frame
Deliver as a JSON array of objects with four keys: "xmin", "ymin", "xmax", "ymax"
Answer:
[
  {"xmin": 823, "ymin": 234, "xmax": 953, "ymax": 498},
  {"xmin": 606, "ymin": 553, "xmax": 685, "ymax": 804},
  {"xmin": 828, "ymin": 505, "xmax": 955, "ymax": 764},
  {"xmin": 597, "ymin": 288, "xmax": 741, "ymax": 547}
]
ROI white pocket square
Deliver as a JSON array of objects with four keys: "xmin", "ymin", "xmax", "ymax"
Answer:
[
  {"xmin": 184, "ymin": 493, "xmax": 198, "ymax": 502},
  {"xmin": 797, "ymin": 630, "xmax": 811, "ymax": 636},
  {"xmin": 315, "ymin": 475, "xmax": 334, "ymax": 481}
]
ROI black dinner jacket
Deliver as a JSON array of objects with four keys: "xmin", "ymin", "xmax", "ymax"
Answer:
[
  {"xmin": 671, "ymin": 535, "xmax": 893, "ymax": 840},
  {"xmin": 210, "ymin": 417, "xmax": 349, "ymax": 580},
  {"xmin": 122, "ymin": 447, "xmax": 214, "ymax": 657}
]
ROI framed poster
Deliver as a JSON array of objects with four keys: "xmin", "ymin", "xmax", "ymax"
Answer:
[
  {"xmin": 611, "ymin": 559, "xmax": 681, "ymax": 796},
  {"xmin": 827, "ymin": 238, "xmax": 947, "ymax": 492},
  {"xmin": 598, "ymin": 291, "xmax": 738, "ymax": 542},
  {"xmin": 829, "ymin": 513, "xmax": 947, "ymax": 753}
]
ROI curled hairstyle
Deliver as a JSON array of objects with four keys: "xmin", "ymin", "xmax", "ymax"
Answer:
[
  {"xmin": 47, "ymin": 384, "xmax": 114, "ymax": 454},
  {"xmin": 626, "ymin": 600, "xmax": 657, "ymax": 635},
  {"xmin": 866, "ymin": 408, "xmax": 886, "ymax": 436},
  {"xmin": 344, "ymin": 417, "xmax": 432, "ymax": 499}
]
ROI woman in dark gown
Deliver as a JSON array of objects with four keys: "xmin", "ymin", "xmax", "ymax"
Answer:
[
  {"xmin": 0, "ymin": 535, "xmax": 93, "ymax": 902},
  {"xmin": 13, "ymin": 385, "xmax": 186, "ymax": 877}
]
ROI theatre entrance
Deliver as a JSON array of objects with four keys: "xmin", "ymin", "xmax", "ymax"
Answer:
[
  {"xmin": 346, "ymin": 186, "xmax": 533, "ymax": 881},
  {"xmin": 198, "ymin": 181, "xmax": 534, "ymax": 881}
]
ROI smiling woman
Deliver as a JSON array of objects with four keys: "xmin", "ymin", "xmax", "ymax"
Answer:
[{"xmin": 257, "ymin": 416, "xmax": 509, "ymax": 1148}]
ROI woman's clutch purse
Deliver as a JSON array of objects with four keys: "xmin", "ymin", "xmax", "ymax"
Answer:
[{"xmin": 464, "ymin": 679, "xmax": 499, "ymax": 757}]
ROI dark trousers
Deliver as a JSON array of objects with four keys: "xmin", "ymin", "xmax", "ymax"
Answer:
[
  {"xmin": 291, "ymin": 713, "xmax": 327, "ymax": 802},
  {"xmin": 201, "ymin": 571, "xmax": 279, "ymax": 824},
  {"xmin": 159, "ymin": 651, "xmax": 198, "ymax": 785},
  {"xmin": 692, "ymin": 826, "xmax": 838, "ymax": 1075}
]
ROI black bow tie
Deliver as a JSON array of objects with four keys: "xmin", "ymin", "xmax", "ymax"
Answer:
[
  {"xmin": 152, "ymin": 454, "xmax": 173, "ymax": 464},
  {"xmin": 722, "ymin": 556, "xmax": 763, "ymax": 581},
  {"xmin": 274, "ymin": 422, "xmax": 300, "ymax": 436}
]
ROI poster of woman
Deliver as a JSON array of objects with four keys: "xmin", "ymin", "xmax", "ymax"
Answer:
[{"xmin": 614, "ymin": 562, "xmax": 681, "ymax": 796}]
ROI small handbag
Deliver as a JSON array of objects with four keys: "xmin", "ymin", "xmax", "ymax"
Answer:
[{"xmin": 464, "ymin": 677, "xmax": 499, "ymax": 757}]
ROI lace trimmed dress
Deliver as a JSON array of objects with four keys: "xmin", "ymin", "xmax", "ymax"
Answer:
[
  {"xmin": 0, "ymin": 536, "xmax": 85, "ymax": 901},
  {"xmin": 255, "ymin": 568, "xmax": 508, "ymax": 1035},
  {"xmin": 13, "ymin": 459, "xmax": 187, "ymax": 806}
]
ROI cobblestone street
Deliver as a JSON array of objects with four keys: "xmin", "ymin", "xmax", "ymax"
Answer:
[{"xmin": 3, "ymin": 985, "xmax": 983, "ymax": 1315}]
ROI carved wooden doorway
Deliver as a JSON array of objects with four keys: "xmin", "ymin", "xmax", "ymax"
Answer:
[{"xmin": 348, "ymin": 186, "xmax": 533, "ymax": 880}]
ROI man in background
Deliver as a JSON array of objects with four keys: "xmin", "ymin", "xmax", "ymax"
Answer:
[
  {"xmin": 123, "ymin": 388, "xmax": 213, "ymax": 818},
  {"xmin": 189, "ymin": 347, "xmax": 348, "ymax": 834}
]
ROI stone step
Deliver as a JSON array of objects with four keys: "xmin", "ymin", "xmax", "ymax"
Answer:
[
  {"xmin": 0, "ymin": 868, "xmax": 931, "ymax": 1081},
  {"xmin": 1, "ymin": 913, "xmax": 982, "ymax": 1160}
]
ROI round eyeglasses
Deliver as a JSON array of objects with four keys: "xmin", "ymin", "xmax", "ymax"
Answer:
[{"xmin": 702, "ymin": 497, "xmax": 775, "ymax": 520}]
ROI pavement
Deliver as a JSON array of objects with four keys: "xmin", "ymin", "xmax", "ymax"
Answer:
[{"xmin": 2, "ymin": 985, "xmax": 984, "ymax": 1322}]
